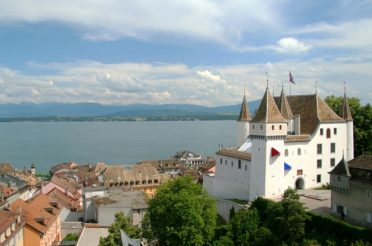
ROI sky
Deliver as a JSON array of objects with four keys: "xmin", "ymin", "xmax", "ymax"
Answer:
[{"xmin": 0, "ymin": 0, "xmax": 371, "ymax": 106}]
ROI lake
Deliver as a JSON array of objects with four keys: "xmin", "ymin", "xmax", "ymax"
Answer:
[{"xmin": 0, "ymin": 121, "xmax": 236, "ymax": 173}]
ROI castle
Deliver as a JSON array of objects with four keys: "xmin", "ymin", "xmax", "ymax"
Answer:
[{"xmin": 203, "ymin": 85, "xmax": 353, "ymax": 201}]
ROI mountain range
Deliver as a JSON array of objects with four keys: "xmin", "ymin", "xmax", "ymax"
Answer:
[{"xmin": 0, "ymin": 100, "xmax": 260, "ymax": 120}]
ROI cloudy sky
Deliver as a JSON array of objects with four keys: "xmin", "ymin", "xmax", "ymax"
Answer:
[{"xmin": 0, "ymin": 0, "xmax": 371, "ymax": 105}]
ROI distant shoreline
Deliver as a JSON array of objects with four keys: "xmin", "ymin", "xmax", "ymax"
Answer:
[{"xmin": 0, "ymin": 114, "xmax": 238, "ymax": 122}]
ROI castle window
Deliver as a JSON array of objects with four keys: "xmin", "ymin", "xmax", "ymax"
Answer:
[
  {"xmin": 331, "ymin": 143, "xmax": 336, "ymax": 153},
  {"xmin": 326, "ymin": 128, "xmax": 331, "ymax": 138},
  {"xmin": 317, "ymin": 144, "xmax": 322, "ymax": 154},
  {"xmin": 297, "ymin": 169, "xmax": 303, "ymax": 176},
  {"xmin": 238, "ymin": 160, "xmax": 241, "ymax": 169},
  {"xmin": 320, "ymin": 128, "xmax": 323, "ymax": 135},
  {"xmin": 317, "ymin": 174, "xmax": 321, "ymax": 183},
  {"xmin": 297, "ymin": 148, "xmax": 301, "ymax": 156},
  {"xmin": 317, "ymin": 159, "xmax": 322, "ymax": 168},
  {"xmin": 285, "ymin": 149, "xmax": 289, "ymax": 157},
  {"xmin": 334, "ymin": 128, "xmax": 337, "ymax": 135},
  {"xmin": 331, "ymin": 158, "xmax": 335, "ymax": 167},
  {"xmin": 260, "ymin": 125, "xmax": 263, "ymax": 130},
  {"xmin": 252, "ymin": 125, "xmax": 255, "ymax": 129},
  {"xmin": 231, "ymin": 161, "xmax": 234, "ymax": 167},
  {"xmin": 279, "ymin": 125, "xmax": 282, "ymax": 130},
  {"xmin": 220, "ymin": 158, "xmax": 222, "ymax": 164},
  {"xmin": 272, "ymin": 125, "xmax": 274, "ymax": 130}
]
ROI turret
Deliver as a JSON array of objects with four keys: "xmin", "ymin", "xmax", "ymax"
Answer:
[
  {"xmin": 277, "ymin": 88, "xmax": 294, "ymax": 135},
  {"xmin": 342, "ymin": 86, "xmax": 354, "ymax": 161},
  {"xmin": 236, "ymin": 90, "xmax": 251, "ymax": 146},
  {"xmin": 249, "ymin": 86, "xmax": 287, "ymax": 200},
  {"xmin": 30, "ymin": 163, "xmax": 36, "ymax": 175}
]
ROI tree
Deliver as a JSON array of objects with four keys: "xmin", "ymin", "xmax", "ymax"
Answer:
[
  {"xmin": 268, "ymin": 188, "xmax": 309, "ymax": 245},
  {"xmin": 229, "ymin": 208, "xmax": 259, "ymax": 246},
  {"xmin": 147, "ymin": 176, "xmax": 216, "ymax": 246},
  {"xmin": 325, "ymin": 95, "xmax": 372, "ymax": 156},
  {"xmin": 63, "ymin": 233, "xmax": 78, "ymax": 241},
  {"xmin": 99, "ymin": 212, "xmax": 141, "ymax": 246}
]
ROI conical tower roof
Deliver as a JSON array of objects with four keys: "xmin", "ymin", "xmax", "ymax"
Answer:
[
  {"xmin": 237, "ymin": 93, "xmax": 251, "ymax": 122},
  {"xmin": 252, "ymin": 88, "xmax": 286, "ymax": 123},
  {"xmin": 277, "ymin": 89, "xmax": 294, "ymax": 120},
  {"xmin": 329, "ymin": 156, "xmax": 350, "ymax": 176},
  {"xmin": 342, "ymin": 90, "xmax": 353, "ymax": 121}
]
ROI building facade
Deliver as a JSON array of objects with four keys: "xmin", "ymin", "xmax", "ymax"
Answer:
[
  {"xmin": 329, "ymin": 155, "xmax": 372, "ymax": 227},
  {"xmin": 204, "ymin": 86, "xmax": 354, "ymax": 201},
  {"xmin": 0, "ymin": 211, "xmax": 24, "ymax": 246}
]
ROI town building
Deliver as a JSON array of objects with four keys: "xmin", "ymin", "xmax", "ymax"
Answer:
[
  {"xmin": 204, "ymin": 85, "xmax": 354, "ymax": 201},
  {"xmin": 92, "ymin": 189, "xmax": 148, "ymax": 227},
  {"xmin": 11, "ymin": 194, "xmax": 62, "ymax": 246},
  {"xmin": 103, "ymin": 164, "xmax": 170, "ymax": 197},
  {"xmin": 329, "ymin": 155, "xmax": 372, "ymax": 227},
  {"xmin": 0, "ymin": 210, "xmax": 25, "ymax": 246},
  {"xmin": 41, "ymin": 176, "xmax": 83, "ymax": 208},
  {"xmin": 0, "ymin": 174, "xmax": 37, "ymax": 209}
]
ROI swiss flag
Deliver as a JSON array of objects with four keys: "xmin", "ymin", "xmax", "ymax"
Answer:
[{"xmin": 271, "ymin": 147, "xmax": 280, "ymax": 157}]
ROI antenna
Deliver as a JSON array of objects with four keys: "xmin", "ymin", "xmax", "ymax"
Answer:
[
  {"xmin": 265, "ymin": 72, "xmax": 269, "ymax": 88},
  {"xmin": 315, "ymin": 81, "xmax": 318, "ymax": 94},
  {"xmin": 344, "ymin": 81, "xmax": 346, "ymax": 95}
]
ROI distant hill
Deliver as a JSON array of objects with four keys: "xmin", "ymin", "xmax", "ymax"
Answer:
[{"xmin": 0, "ymin": 100, "xmax": 260, "ymax": 121}]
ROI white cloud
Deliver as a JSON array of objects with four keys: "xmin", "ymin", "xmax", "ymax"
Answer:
[
  {"xmin": 196, "ymin": 70, "xmax": 223, "ymax": 82},
  {"xmin": 0, "ymin": 58, "xmax": 371, "ymax": 106},
  {"xmin": 274, "ymin": 37, "xmax": 312, "ymax": 54},
  {"xmin": 0, "ymin": 0, "xmax": 282, "ymax": 48}
]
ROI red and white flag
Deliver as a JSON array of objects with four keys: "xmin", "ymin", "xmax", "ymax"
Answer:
[{"xmin": 289, "ymin": 72, "xmax": 295, "ymax": 84}]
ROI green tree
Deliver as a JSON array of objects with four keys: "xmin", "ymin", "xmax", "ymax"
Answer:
[
  {"xmin": 147, "ymin": 176, "xmax": 216, "ymax": 246},
  {"xmin": 63, "ymin": 233, "xmax": 78, "ymax": 241},
  {"xmin": 325, "ymin": 95, "xmax": 372, "ymax": 156},
  {"xmin": 269, "ymin": 188, "xmax": 309, "ymax": 245},
  {"xmin": 230, "ymin": 208, "xmax": 259, "ymax": 245},
  {"xmin": 99, "ymin": 212, "xmax": 141, "ymax": 246}
]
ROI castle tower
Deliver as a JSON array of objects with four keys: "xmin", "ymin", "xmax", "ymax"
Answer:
[
  {"xmin": 236, "ymin": 90, "xmax": 251, "ymax": 146},
  {"xmin": 277, "ymin": 88, "xmax": 295, "ymax": 134},
  {"xmin": 249, "ymin": 87, "xmax": 287, "ymax": 200},
  {"xmin": 342, "ymin": 87, "xmax": 354, "ymax": 161}
]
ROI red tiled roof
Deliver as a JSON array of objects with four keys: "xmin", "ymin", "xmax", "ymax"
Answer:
[{"xmin": 11, "ymin": 194, "xmax": 61, "ymax": 234}]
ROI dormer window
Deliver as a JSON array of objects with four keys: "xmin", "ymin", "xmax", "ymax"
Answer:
[
  {"xmin": 50, "ymin": 202, "xmax": 59, "ymax": 208},
  {"xmin": 36, "ymin": 218, "xmax": 45, "ymax": 225},
  {"xmin": 45, "ymin": 208, "xmax": 54, "ymax": 214}
]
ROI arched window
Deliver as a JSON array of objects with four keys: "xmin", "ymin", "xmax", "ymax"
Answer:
[
  {"xmin": 297, "ymin": 148, "xmax": 301, "ymax": 155},
  {"xmin": 326, "ymin": 128, "xmax": 331, "ymax": 138}
]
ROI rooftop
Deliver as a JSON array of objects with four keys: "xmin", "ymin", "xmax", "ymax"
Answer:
[
  {"xmin": 76, "ymin": 227, "xmax": 109, "ymax": 246},
  {"xmin": 216, "ymin": 148, "xmax": 251, "ymax": 161},
  {"xmin": 94, "ymin": 190, "xmax": 148, "ymax": 210}
]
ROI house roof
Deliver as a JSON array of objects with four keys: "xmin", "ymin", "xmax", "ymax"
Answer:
[
  {"xmin": 51, "ymin": 176, "xmax": 81, "ymax": 191},
  {"xmin": 348, "ymin": 155, "xmax": 372, "ymax": 170},
  {"xmin": 252, "ymin": 88, "xmax": 286, "ymax": 123},
  {"xmin": 284, "ymin": 135, "xmax": 311, "ymax": 143},
  {"xmin": 11, "ymin": 194, "xmax": 61, "ymax": 234},
  {"xmin": 286, "ymin": 94, "xmax": 344, "ymax": 135},
  {"xmin": 0, "ymin": 210, "xmax": 21, "ymax": 234},
  {"xmin": 94, "ymin": 190, "xmax": 148, "ymax": 209},
  {"xmin": 77, "ymin": 227, "xmax": 109, "ymax": 246},
  {"xmin": 0, "ymin": 163, "xmax": 14, "ymax": 174},
  {"xmin": 50, "ymin": 162, "xmax": 78, "ymax": 174},
  {"xmin": 329, "ymin": 157, "xmax": 350, "ymax": 176},
  {"xmin": 276, "ymin": 89, "xmax": 294, "ymax": 120},
  {"xmin": 216, "ymin": 148, "xmax": 251, "ymax": 161},
  {"xmin": 48, "ymin": 188, "xmax": 80, "ymax": 210},
  {"xmin": 237, "ymin": 93, "xmax": 251, "ymax": 121}
]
